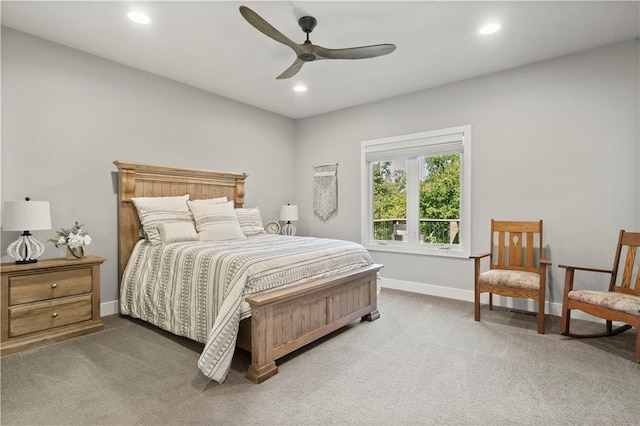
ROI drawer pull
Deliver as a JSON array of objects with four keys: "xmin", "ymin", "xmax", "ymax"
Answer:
[
  {"xmin": 52, "ymin": 312, "xmax": 58, "ymax": 318},
  {"xmin": 51, "ymin": 283, "xmax": 58, "ymax": 289}
]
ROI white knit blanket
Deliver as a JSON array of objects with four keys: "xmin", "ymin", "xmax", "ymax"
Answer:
[{"xmin": 120, "ymin": 234, "xmax": 373, "ymax": 383}]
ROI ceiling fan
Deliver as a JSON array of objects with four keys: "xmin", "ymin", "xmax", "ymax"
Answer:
[{"xmin": 239, "ymin": 6, "xmax": 396, "ymax": 79}]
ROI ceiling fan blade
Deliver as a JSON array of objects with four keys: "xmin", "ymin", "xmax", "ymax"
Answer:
[
  {"xmin": 276, "ymin": 58, "xmax": 305, "ymax": 79},
  {"xmin": 239, "ymin": 6, "xmax": 301, "ymax": 54},
  {"xmin": 314, "ymin": 44, "xmax": 396, "ymax": 60}
]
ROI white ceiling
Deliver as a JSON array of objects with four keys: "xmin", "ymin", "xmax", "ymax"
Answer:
[{"xmin": 2, "ymin": 1, "xmax": 639, "ymax": 119}]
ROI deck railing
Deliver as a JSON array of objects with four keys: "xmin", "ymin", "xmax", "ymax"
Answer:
[{"xmin": 373, "ymin": 218, "xmax": 460, "ymax": 244}]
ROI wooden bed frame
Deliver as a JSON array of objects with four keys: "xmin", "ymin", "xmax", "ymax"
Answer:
[{"xmin": 113, "ymin": 161, "xmax": 382, "ymax": 383}]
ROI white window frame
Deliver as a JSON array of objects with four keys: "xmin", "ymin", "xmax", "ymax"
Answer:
[{"xmin": 360, "ymin": 125, "xmax": 471, "ymax": 258}]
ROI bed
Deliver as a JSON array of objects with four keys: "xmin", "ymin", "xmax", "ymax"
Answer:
[{"xmin": 113, "ymin": 161, "xmax": 382, "ymax": 383}]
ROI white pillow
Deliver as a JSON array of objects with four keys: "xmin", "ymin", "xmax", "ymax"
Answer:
[
  {"xmin": 138, "ymin": 210, "xmax": 195, "ymax": 245},
  {"xmin": 192, "ymin": 196, "xmax": 228, "ymax": 204},
  {"xmin": 235, "ymin": 207, "xmax": 266, "ymax": 236},
  {"xmin": 131, "ymin": 194, "xmax": 189, "ymax": 213},
  {"xmin": 158, "ymin": 221, "xmax": 199, "ymax": 243},
  {"xmin": 187, "ymin": 201, "xmax": 246, "ymax": 241}
]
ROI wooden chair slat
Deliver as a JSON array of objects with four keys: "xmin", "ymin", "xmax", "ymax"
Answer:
[
  {"xmin": 496, "ymin": 231, "xmax": 505, "ymax": 268},
  {"xmin": 526, "ymin": 232, "xmax": 534, "ymax": 268},
  {"xmin": 508, "ymin": 232, "xmax": 523, "ymax": 267},
  {"xmin": 620, "ymin": 246, "xmax": 636, "ymax": 288}
]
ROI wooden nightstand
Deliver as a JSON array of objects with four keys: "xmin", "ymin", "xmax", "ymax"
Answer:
[{"xmin": 1, "ymin": 255, "xmax": 105, "ymax": 355}]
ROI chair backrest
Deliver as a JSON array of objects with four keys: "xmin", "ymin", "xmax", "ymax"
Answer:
[
  {"xmin": 610, "ymin": 230, "xmax": 640, "ymax": 296},
  {"xmin": 393, "ymin": 222, "xmax": 407, "ymax": 241},
  {"xmin": 489, "ymin": 220, "xmax": 543, "ymax": 273}
]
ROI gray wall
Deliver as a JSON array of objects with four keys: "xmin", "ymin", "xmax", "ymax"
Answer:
[
  {"xmin": 3, "ymin": 27, "xmax": 638, "ymax": 315},
  {"xmin": 1, "ymin": 28, "xmax": 296, "ymax": 306},
  {"xmin": 293, "ymin": 39, "xmax": 639, "ymax": 310}
]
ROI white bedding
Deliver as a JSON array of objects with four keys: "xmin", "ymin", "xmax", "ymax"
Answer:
[{"xmin": 120, "ymin": 234, "xmax": 374, "ymax": 383}]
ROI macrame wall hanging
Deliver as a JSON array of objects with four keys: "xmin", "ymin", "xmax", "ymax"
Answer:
[{"xmin": 313, "ymin": 163, "xmax": 338, "ymax": 222}]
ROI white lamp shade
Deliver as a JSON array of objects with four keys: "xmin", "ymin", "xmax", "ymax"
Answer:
[
  {"xmin": 279, "ymin": 204, "xmax": 299, "ymax": 222},
  {"xmin": 3, "ymin": 200, "xmax": 52, "ymax": 231}
]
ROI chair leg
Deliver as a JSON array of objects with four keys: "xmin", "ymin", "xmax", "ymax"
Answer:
[
  {"xmin": 561, "ymin": 308, "xmax": 570, "ymax": 335},
  {"xmin": 489, "ymin": 293, "xmax": 493, "ymax": 310},
  {"xmin": 606, "ymin": 320, "xmax": 613, "ymax": 334},
  {"xmin": 537, "ymin": 300, "xmax": 545, "ymax": 334},
  {"xmin": 474, "ymin": 286, "xmax": 480, "ymax": 322},
  {"xmin": 635, "ymin": 331, "xmax": 640, "ymax": 363}
]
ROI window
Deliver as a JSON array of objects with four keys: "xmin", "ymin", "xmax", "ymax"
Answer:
[{"xmin": 360, "ymin": 125, "xmax": 471, "ymax": 257}]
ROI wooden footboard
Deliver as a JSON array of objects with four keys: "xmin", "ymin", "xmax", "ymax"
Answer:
[{"xmin": 239, "ymin": 263, "xmax": 382, "ymax": 383}]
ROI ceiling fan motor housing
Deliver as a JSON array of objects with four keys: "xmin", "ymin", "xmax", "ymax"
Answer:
[
  {"xmin": 298, "ymin": 16, "xmax": 317, "ymax": 34},
  {"xmin": 298, "ymin": 16, "xmax": 318, "ymax": 61}
]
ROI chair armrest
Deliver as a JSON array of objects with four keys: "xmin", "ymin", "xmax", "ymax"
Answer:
[
  {"xmin": 559, "ymin": 264, "xmax": 613, "ymax": 297},
  {"xmin": 469, "ymin": 252, "xmax": 491, "ymax": 260},
  {"xmin": 470, "ymin": 252, "xmax": 491, "ymax": 283},
  {"xmin": 558, "ymin": 264, "xmax": 612, "ymax": 274},
  {"xmin": 538, "ymin": 257, "xmax": 551, "ymax": 277}
]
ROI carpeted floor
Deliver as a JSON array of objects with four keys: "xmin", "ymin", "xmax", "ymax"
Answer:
[{"xmin": 1, "ymin": 288, "xmax": 638, "ymax": 425}]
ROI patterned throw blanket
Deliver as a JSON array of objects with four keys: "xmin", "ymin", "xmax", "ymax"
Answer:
[{"xmin": 120, "ymin": 234, "xmax": 373, "ymax": 383}]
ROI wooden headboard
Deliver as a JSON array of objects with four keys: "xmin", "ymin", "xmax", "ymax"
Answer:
[{"xmin": 113, "ymin": 161, "xmax": 247, "ymax": 279}]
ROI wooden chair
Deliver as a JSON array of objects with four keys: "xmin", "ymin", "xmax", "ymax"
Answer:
[
  {"xmin": 559, "ymin": 230, "xmax": 640, "ymax": 363},
  {"xmin": 470, "ymin": 220, "xmax": 551, "ymax": 334},
  {"xmin": 393, "ymin": 222, "xmax": 406, "ymax": 241}
]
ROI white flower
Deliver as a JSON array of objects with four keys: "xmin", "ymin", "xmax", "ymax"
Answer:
[{"xmin": 49, "ymin": 221, "xmax": 92, "ymax": 249}]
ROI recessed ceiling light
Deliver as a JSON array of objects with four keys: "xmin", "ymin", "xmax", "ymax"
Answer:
[
  {"xmin": 128, "ymin": 11, "xmax": 151, "ymax": 25},
  {"xmin": 479, "ymin": 23, "xmax": 501, "ymax": 35},
  {"xmin": 293, "ymin": 85, "xmax": 307, "ymax": 92}
]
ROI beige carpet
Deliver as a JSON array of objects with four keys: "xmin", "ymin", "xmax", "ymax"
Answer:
[{"xmin": 1, "ymin": 288, "xmax": 638, "ymax": 425}]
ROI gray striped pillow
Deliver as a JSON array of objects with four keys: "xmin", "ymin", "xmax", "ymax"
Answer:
[
  {"xmin": 158, "ymin": 221, "xmax": 199, "ymax": 243},
  {"xmin": 235, "ymin": 208, "xmax": 266, "ymax": 236},
  {"xmin": 138, "ymin": 210, "xmax": 195, "ymax": 245},
  {"xmin": 187, "ymin": 201, "xmax": 246, "ymax": 241}
]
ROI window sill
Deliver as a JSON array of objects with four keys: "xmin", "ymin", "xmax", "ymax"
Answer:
[{"xmin": 364, "ymin": 242, "xmax": 469, "ymax": 258}]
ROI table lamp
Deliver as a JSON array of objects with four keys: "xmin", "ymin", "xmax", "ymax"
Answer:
[
  {"xmin": 3, "ymin": 197, "xmax": 52, "ymax": 264},
  {"xmin": 279, "ymin": 204, "xmax": 298, "ymax": 236}
]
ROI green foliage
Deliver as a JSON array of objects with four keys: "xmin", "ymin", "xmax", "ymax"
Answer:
[
  {"xmin": 372, "ymin": 162, "xmax": 406, "ymax": 220},
  {"xmin": 420, "ymin": 155, "xmax": 460, "ymax": 220},
  {"xmin": 372, "ymin": 155, "xmax": 460, "ymax": 243}
]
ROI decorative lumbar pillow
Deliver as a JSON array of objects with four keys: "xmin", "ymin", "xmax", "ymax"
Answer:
[
  {"xmin": 158, "ymin": 221, "xmax": 199, "ymax": 244},
  {"xmin": 193, "ymin": 196, "xmax": 228, "ymax": 204},
  {"xmin": 131, "ymin": 195, "xmax": 192, "ymax": 244},
  {"xmin": 137, "ymin": 210, "xmax": 195, "ymax": 245},
  {"xmin": 235, "ymin": 207, "xmax": 266, "ymax": 236},
  {"xmin": 131, "ymin": 194, "xmax": 189, "ymax": 213},
  {"xmin": 187, "ymin": 201, "xmax": 246, "ymax": 241}
]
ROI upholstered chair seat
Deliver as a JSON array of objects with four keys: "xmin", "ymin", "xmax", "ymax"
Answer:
[
  {"xmin": 478, "ymin": 270, "xmax": 540, "ymax": 292},
  {"xmin": 568, "ymin": 290, "xmax": 640, "ymax": 317}
]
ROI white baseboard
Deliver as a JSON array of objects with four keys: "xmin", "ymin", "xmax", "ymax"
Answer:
[
  {"xmin": 380, "ymin": 278, "xmax": 603, "ymax": 323},
  {"xmin": 100, "ymin": 300, "xmax": 119, "ymax": 317},
  {"xmin": 100, "ymin": 280, "xmax": 612, "ymax": 324}
]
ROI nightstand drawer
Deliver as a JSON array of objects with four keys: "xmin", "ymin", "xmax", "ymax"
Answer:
[
  {"xmin": 9, "ymin": 268, "xmax": 92, "ymax": 305},
  {"xmin": 9, "ymin": 295, "xmax": 93, "ymax": 337}
]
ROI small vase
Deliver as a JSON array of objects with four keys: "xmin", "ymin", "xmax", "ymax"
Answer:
[{"xmin": 65, "ymin": 246, "xmax": 84, "ymax": 260}]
